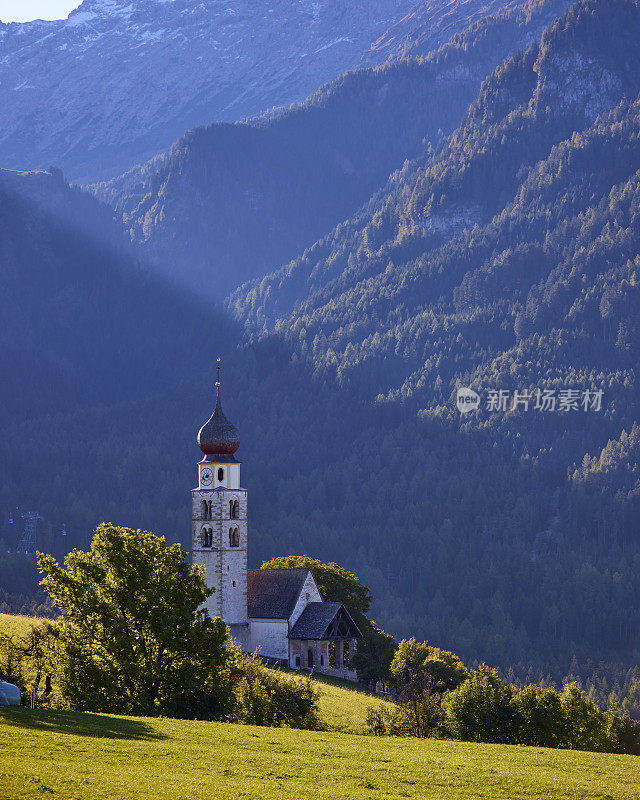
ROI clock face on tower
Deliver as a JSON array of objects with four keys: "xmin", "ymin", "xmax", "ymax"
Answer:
[{"xmin": 200, "ymin": 467, "xmax": 213, "ymax": 488}]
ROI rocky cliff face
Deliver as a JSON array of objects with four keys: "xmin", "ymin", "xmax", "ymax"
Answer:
[{"xmin": 0, "ymin": 0, "xmax": 413, "ymax": 182}]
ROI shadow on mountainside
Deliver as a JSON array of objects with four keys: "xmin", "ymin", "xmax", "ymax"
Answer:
[{"xmin": 0, "ymin": 707, "xmax": 166, "ymax": 740}]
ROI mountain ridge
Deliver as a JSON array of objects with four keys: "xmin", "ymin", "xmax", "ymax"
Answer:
[
  {"xmin": 231, "ymin": 0, "xmax": 640, "ymax": 332},
  {"xmin": 0, "ymin": 0, "xmax": 414, "ymax": 182},
  {"xmin": 94, "ymin": 0, "xmax": 570, "ymax": 299},
  {"xmin": 361, "ymin": 0, "xmax": 528, "ymax": 64}
]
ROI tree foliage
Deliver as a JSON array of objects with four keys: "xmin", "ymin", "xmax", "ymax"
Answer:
[
  {"xmin": 372, "ymin": 645, "xmax": 640, "ymax": 754},
  {"xmin": 390, "ymin": 639, "xmax": 469, "ymax": 736},
  {"xmin": 351, "ymin": 621, "xmax": 397, "ymax": 686},
  {"xmin": 38, "ymin": 524, "xmax": 229, "ymax": 714},
  {"xmin": 231, "ymin": 650, "xmax": 320, "ymax": 729}
]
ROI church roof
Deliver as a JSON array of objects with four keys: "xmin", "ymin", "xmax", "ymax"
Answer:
[
  {"xmin": 288, "ymin": 602, "xmax": 363, "ymax": 640},
  {"xmin": 247, "ymin": 568, "xmax": 311, "ymax": 619}
]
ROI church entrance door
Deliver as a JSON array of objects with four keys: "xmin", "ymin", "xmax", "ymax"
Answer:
[{"xmin": 307, "ymin": 648, "xmax": 314, "ymax": 667}]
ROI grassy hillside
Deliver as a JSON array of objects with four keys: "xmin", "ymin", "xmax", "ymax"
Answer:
[
  {"xmin": 0, "ymin": 613, "xmax": 389, "ymax": 733},
  {"xmin": 0, "ymin": 613, "xmax": 44, "ymax": 639},
  {"xmin": 1, "ymin": 707, "xmax": 639, "ymax": 800},
  {"xmin": 307, "ymin": 672, "xmax": 390, "ymax": 733}
]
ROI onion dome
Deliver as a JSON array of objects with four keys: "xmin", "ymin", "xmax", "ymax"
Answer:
[{"xmin": 197, "ymin": 360, "xmax": 240, "ymax": 457}]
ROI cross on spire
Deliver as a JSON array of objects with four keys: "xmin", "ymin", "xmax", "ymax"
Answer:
[{"xmin": 216, "ymin": 357, "xmax": 221, "ymax": 398}]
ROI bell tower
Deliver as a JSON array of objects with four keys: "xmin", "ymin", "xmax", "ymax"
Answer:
[{"xmin": 192, "ymin": 359, "xmax": 248, "ymax": 641}]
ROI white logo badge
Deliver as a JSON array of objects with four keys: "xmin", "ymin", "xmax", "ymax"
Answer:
[{"xmin": 456, "ymin": 387, "xmax": 480, "ymax": 413}]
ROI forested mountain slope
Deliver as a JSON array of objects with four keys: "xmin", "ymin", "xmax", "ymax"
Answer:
[
  {"xmin": 0, "ymin": 0, "xmax": 414, "ymax": 182},
  {"xmin": 4, "ymin": 0, "xmax": 640, "ymax": 689},
  {"xmin": 0, "ymin": 168, "xmax": 172, "ymax": 423},
  {"xmin": 95, "ymin": 0, "xmax": 569, "ymax": 299},
  {"xmin": 227, "ymin": 0, "xmax": 640, "ymax": 676},
  {"xmin": 362, "ymin": 0, "xmax": 528, "ymax": 64}
]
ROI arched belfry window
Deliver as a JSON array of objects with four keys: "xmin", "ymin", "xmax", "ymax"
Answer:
[
  {"xmin": 229, "ymin": 527, "xmax": 239, "ymax": 547},
  {"xmin": 230, "ymin": 498, "xmax": 239, "ymax": 519},
  {"xmin": 217, "ymin": 467, "xmax": 224, "ymax": 482},
  {"xmin": 202, "ymin": 500, "xmax": 213, "ymax": 520},
  {"xmin": 202, "ymin": 527, "xmax": 213, "ymax": 548}
]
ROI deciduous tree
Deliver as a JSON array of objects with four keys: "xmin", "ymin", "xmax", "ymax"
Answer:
[{"xmin": 38, "ymin": 523, "xmax": 228, "ymax": 714}]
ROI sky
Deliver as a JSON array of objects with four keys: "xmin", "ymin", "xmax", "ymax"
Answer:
[{"xmin": 0, "ymin": 0, "xmax": 80, "ymax": 23}]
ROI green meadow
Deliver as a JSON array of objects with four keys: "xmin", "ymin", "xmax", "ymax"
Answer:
[
  {"xmin": 0, "ymin": 613, "xmax": 45, "ymax": 638},
  {"xmin": 1, "ymin": 706, "xmax": 639, "ymax": 800},
  {"xmin": 314, "ymin": 674, "xmax": 389, "ymax": 732},
  {"xmin": 1, "ymin": 613, "xmax": 638, "ymax": 799}
]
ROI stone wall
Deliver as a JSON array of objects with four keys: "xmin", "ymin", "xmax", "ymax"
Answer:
[{"xmin": 191, "ymin": 483, "xmax": 248, "ymax": 626}]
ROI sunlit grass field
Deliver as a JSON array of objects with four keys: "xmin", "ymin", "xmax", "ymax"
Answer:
[
  {"xmin": 1, "ymin": 706, "xmax": 639, "ymax": 800},
  {"xmin": 314, "ymin": 674, "xmax": 390, "ymax": 732},
  {"xmin": 2, "ymin": 614, "xmax": 638, "ymax": 800},
  {"xmin": 0, "ymin": 612, "xmax": 45, "ymax": 638}
]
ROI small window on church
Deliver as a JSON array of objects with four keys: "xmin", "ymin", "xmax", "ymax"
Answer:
[
  {"xmin": 295, "ymin": 656, "xmax": 300, "ymax": 668},
  {"xmin": 232, "ymin": 580, "xmax": 236, "ymax": 588},
  {"xmin": 306, "ymin": 592, "xmax": 310, "ymax": 601},
  {"xmin": 217, "ymin": 467, "xmax": 224, "ymax": 482}
]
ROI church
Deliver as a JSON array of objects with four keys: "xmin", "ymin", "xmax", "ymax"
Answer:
[{"xmin": 191, "ymin": 364, "xmax": 362, "ymax": 680}]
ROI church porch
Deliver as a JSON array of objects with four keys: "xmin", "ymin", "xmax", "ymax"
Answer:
[{"xmin": 288, "ymin": 603, "xmax": 361, "ymax": 682}]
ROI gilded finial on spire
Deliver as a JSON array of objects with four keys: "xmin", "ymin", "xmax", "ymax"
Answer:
[{"xmin": 216, "ymin": 357, "xmax": 221, "ymax": 397}]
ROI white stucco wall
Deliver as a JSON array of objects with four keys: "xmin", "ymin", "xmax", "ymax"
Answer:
[
  {"xmin": 228, "ymin": 463, "xmax": 240, "ymax": 489},
  {"xmin": 249, "ymin": 620, "xmax": 289, "ymax": 659},
  {"xmin": 289, "ymin": 571, "xmax": 322, "ymax": 626}
]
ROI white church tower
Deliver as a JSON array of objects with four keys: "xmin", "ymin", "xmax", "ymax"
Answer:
[{"xmin": 192, "ymin": 359, "xmax": 248, "ymax": 642}]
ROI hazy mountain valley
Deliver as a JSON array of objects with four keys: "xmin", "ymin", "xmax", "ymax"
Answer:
[
  {"xmin": 1, "ymin": 0, "xmax": 640, "ymax": 700},
  {"xmin": 93, "ymin": 0, "xmax": 570, "ymax": 297}
]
